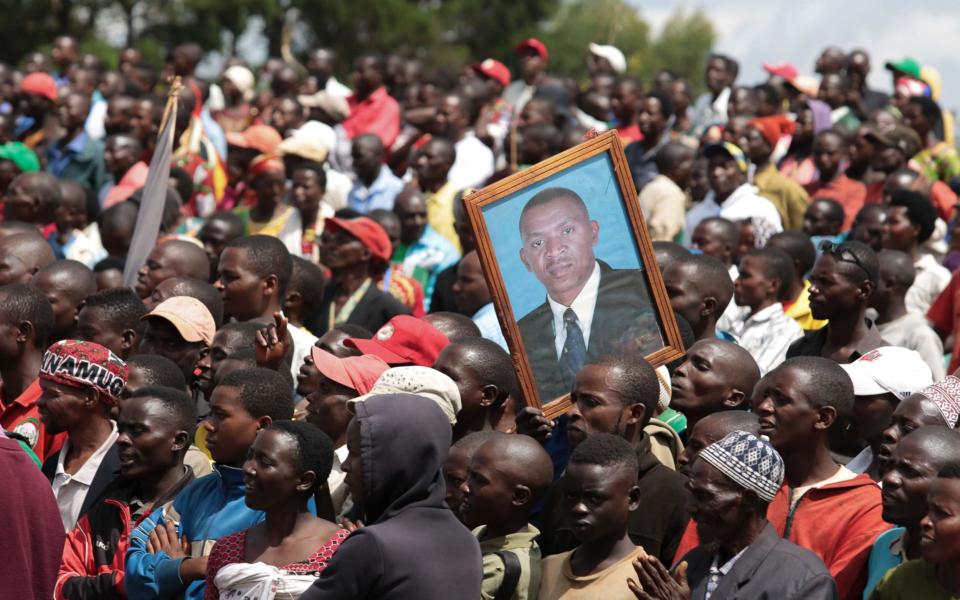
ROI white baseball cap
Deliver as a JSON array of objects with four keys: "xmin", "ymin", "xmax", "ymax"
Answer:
[
  {"xmin": 840, "ymin": 346, "xmax": 933, "ymax": 399},
  {"xmin": 588, "ymin": 43, "xmax": 627, "ymax": 74}
]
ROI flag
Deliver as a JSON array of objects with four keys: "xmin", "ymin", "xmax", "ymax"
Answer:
[{"xmin": 122, "ymin": 77, "xmax": 181, "ymax": 287}]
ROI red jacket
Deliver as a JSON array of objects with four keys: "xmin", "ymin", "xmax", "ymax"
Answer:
[
  {"xmin": 767, "ymin": 474, "xmax": 888, "ymax": 600},
  {"xmin": 55, "ymin": 472, "xmax": 193, "ymax": 600},
  {"xmin": 56, "ymin": 497, "xmax": 130, "ymax": 600}
]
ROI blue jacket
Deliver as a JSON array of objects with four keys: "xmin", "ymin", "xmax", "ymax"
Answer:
[{"xmin": 124, "ymin": 465, "xmax": 264, "ymax": 600}]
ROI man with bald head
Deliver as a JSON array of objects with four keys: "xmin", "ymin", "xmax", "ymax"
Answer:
[
  {"xmin": 4, "ymin": 172, "xmax": 62, "ymax": 227},
  {"xmin": 347, "ymin": 134, "xmax": 403, "ymax": 214},
  {"xmin": 452, "ymin": 250, "xmax": 506, "ymax": 350},
  {"xmin": 0, "ymin": 232, "xmax": 55, "ymax": 285},
  {"xmin": 134, "ymin": 240, "xmax": 211, "ymax": 300},
  {"xmin": 866, "ymin": 426, "xmax": 960, "ymax": 596},
  {"xmin": 32, "ymin": 260, "xmax": 97, "ymax": 342},
  {"xmin": 458, "ymin": 433, "xmax": 553, "ymax": 600},
  {"xmin": 670, "ymin": 338, "xmax": 761, "ymax": 433},
  {"xmin": 870, "ymin": 250, "xmax": 944, "ymax": 379},
  {"xmin": 392, "ymin": 189, "xmax": 459, "ymax": 310},
  {"xmin": 662, "ymin": 254, "xmax": 735, "ymax": 341},
  {"xmin": 516, "ymin": 187, "xmax": 659, "ymax": 401},
  {"xmin": 414, "ymin": 136, "xmax": 461, "ymax": 252},
  {"xmin": 689, "ymin": 217, "xmax": 739, "ymax": 277}
]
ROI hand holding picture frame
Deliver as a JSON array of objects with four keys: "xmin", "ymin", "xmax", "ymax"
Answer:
[{"xmin": 463, "ymin": 131, "xmax": 685, "ymax": 419}]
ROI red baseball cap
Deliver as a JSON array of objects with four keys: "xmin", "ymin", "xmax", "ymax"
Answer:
[
  {"xmin": 345, "ymin": 315, "xmax": 450, "ymax": 366},
  {"xmin": 473, "ymin": 59, "xmax": 511, "ymax": 87},
  {"xmin": 20, "ymin": 72, "xmax": 58, "ymax": 102},
  {"xmin": 226, "ymin": 125, "xmax": 282, "ymax": 155},
  {"xmin": 762, "ymin": 62, "xmax": 798, "ymax": 81},
  {"xmin": 324, "ymin": 217, "xmax": 392, "ymax": 264},
  {"xmin": 516, "ymin": 38, "xmax": 548, "ymax": 61},
  {"xmin": 311, "ymin": 347, "xmax": 388, "ymax": 394}
]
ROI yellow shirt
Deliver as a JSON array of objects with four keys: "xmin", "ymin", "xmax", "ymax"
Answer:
[
  {"xmin": 753, "ymin": 163, "xmax": 810, "ymax": 231},
  {"xmin": 425, "ymin": 181, "xmax": 462, "ymax": 254},
  {"xmin": 784, "ymin": 280, "xmax": 828, "ymax": 331},
  {"xmin": 538, "ymin": 545, "xmax": 647, "ymax": 599}
]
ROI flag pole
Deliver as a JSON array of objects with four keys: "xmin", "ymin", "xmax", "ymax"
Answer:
[{"xmin": 121, "ymin": 76, "xmax": 183, "ymax": 287}]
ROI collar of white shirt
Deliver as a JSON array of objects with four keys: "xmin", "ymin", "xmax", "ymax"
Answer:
[
  {"xmin": 745, "ymin": 302, "xmax": 785, "ymax": 324},
  {"xmin": 333, "ymin": 444, "xmax": 349, "ymax": 469},
  {"xmin": 547, "ymin": 261, "xmax": 601, "ymax": 357},
  {"xmin": 55, "ymin": 420, "xmax": 119, "ymax": 486}
]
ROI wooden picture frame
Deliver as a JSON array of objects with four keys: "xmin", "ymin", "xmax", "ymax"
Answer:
[{"xmin": 463, "ymin": 130, "xmax": 684, "ymax": 419}]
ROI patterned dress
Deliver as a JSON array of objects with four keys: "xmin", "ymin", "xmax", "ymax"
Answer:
[{"xmin": 204, "ymin": 528, "xmax": 350, "ymax": 599}]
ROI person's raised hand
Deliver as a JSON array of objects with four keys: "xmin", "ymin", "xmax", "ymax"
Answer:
[
  {"xmin": 255, "ymin": 312, "xmax": 290, "ymax": 368},
  {"xmin": 515, "ymin": 406, "xmax": 554, "ymax": 442},
  {"xmin": 627, "ymin": 556, "xmax": 690, "ymax": 600}
]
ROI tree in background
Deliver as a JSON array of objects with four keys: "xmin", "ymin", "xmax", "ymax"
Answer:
[
  {"xmin": 540, "ymin": 0, "xmax": 715, "ymax": 92},
  {"xmin": 0, "ymin": 0, "xmax": 714, "ymax": 92}
]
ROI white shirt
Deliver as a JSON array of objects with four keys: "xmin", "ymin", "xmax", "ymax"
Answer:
[
  {"xmin": 547, "ymin": 262, "xmax": 601, "ymax": 358},
  {"xmin": 327, "ymin": 445, "xmax": 350, "ymax": 515},
  {"xmin": 288, "ymin": 323, "xmax": 319, "ymax": 385},
  {"xmin": 324, "ymin": 166, "xmax": 353, "ymax": 212},
  {"xmin": 448, "ymin": 133, "xmax": 495, "ymax": 190},
  {"xmin": 502, "ymin": 81, "xmax": 536, "ymax": 116},
  {"xmin": 877, "ymin": 312, "xmax": 946, "ymax": 380},
  {"xmin": 906, "ymin": 253, "xmax": 951, "ymax": 316},
  {"xmin": 473, "ymin": 303, "xmax": 508, "ymax": 352},
  {"xmin": 52, "ymin": 422, "xmax": 119, "ymax": 532},
  {"xmin": 325, "ymin": 76, "xmax": 352, "ymax": 98},
  {"xmin": 716, "ymin": 183, "xmax": 783, "ymax": 247},
  {"xmin": 717, "ymin": 302, "xmax": 803, "ymax": 375}
]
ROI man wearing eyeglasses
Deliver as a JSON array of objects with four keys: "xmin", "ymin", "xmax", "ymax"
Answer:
[{"xmin": 786, "ymin": 240, "xmax": 888, "ymax": 364}]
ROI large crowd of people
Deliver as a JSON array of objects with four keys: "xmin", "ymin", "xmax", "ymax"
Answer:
[{"xmin": 1, "ymin": 32, "xmax": 960, "ymax": 600}]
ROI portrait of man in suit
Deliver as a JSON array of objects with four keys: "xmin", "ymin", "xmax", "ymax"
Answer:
[{"xmin": 516, "ymin": 186, "xmax": 663, "ymax": 401}]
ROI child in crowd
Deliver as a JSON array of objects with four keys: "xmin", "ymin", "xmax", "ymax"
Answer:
[
  {"xmin": 538, "ymin": 433, "xmax": 647, "ymax": 599},
  {"xmin": 718, "ymin": 247, "xmax": 804, "ymax": 374},
  {"xmin": 459, "ymin": 434, "xmax": 554, "ymax": 600}
]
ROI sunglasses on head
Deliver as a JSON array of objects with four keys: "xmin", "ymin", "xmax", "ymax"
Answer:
[{"xmin": 818, "ymin": 240, "xmax": 873, "ymax": 282}]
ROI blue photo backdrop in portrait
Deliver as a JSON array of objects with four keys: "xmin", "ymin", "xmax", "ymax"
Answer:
[{"xmin": 482, "ymin": 153, "xmax": 643, "ymax": 319}]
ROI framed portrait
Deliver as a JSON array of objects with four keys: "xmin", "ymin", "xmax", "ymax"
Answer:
[{"xmin": 463, "ymin": 131, "xmax": 684, "ymax": 419}]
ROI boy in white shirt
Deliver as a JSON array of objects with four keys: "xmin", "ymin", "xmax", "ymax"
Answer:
[{"xmin": 718, "ymin": 247, "xmax": 803, "ymax": 374}]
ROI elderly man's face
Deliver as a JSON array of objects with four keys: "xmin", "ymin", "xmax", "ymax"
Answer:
[
  {"xmin": 519, "ymin": 197, "xmax": 598, "ymax": 305},
  {"xmin": 687, "ymin": 459, "xmax": 745, "ymax": 547}
]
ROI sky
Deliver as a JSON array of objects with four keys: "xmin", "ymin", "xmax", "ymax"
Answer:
[{"xmin": 632, "ymin": 0, "xmax": 960, "ymax": 111}]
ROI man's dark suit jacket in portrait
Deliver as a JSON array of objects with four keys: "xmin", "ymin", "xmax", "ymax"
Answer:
[{"xmin": 517, "ymin": 260, "xmax": 662, "ymax": 401}]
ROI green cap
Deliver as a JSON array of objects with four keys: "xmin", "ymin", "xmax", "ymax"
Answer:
[
  {"xmin": 884, "ymin": 57, "xmax": 922, "ymax": 79},
  {"xmin": 0, "ymin": 142, "xmax": 39, "ymax": 173}
]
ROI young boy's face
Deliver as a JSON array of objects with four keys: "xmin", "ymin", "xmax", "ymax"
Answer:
[
  {"xmin": 561, "ymin": 461, "xmax": 639, "ymax": 544},
  {"xmin": 203, "ymin": 384, "xmax": 263, "ymax": 466},
  {"xmin": 458, "ymin": 442, "xmax": 514, "ymax": 529},
  {"xmin": 734, "ymin": 255, "xmax": 776, "ymax": 310}
]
